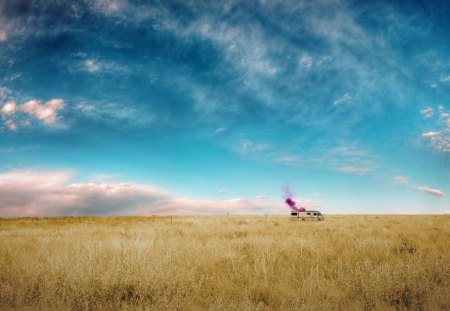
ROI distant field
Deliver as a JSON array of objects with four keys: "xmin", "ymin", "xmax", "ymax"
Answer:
[{"xmin": 0, "ymin": 215, "xmax": 448, "ymax": 310}]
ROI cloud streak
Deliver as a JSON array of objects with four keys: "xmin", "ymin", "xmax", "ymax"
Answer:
[
  {"xmin": 417, "ymin": 186, "xmax": 444, "ymax": 197},
  {"xmin": 393, "ymin": 176, "xmax": 445, "ymax": 197},
  {"xmin": 274, "ymin": 145, "xmax": 377, "ymax": 176},
  {"xmin": 333, "ymin": 94, "xmax": 352, "ymax": 106}
]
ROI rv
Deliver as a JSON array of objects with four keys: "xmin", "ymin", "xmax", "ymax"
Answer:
[{"xmin": 290, "ymin": 210, "xmax": 324, "ymax": 221}]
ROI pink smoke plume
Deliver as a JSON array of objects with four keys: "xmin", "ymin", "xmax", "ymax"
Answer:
[{"xmin": 283, "ymin": 186, "xmax": 305, "ymax": 211}]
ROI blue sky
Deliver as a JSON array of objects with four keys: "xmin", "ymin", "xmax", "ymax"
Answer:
[{"xmin": 0, "ymin": 0, "xmax": 449, "ymax": 216}]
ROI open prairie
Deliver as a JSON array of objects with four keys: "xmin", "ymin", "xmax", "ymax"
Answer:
[{"xmin": 0, "ymin": 215, "xmax": 448, "ymax": 310}]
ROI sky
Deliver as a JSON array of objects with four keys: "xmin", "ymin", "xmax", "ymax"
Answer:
[{"xmin": 0, "ymin": 0, "xmax": 449, "ymax": 216}]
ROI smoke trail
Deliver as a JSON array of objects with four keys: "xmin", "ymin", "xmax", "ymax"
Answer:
[
  {"xmin": 283, "ymin": 186, "xmax": 299, "ymax": 211},
  {"xmin": 283, "ymin": 186, "xmax": 305, "ymax": 211},
  {"xmin": 285, "ymin": 197, "xmax": 299, "ymax": 211}
]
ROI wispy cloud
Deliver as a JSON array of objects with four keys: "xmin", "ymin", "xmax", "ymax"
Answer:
[
  {"xmin": 438, "ymin": 105, "xmax": 449, "ymax": 119},
  {"xmin": 69, "ymin": 56, "xmax": 128, "ymax": 75},
  {"xmin": 420, "ymin": 107, "xmax": 434, "ymax": 119},
  {"xmin": 333, "ymin": 94, "xmax": 352, "ymax": 106},
  {"xmin": 274, "ymin": 145, "xmax": 377, "ymax": 175},
  {"xmin": 393, "ymin": 175, "xmax": 409, "ymax": 185},
  {"xmin": 0, "ymin": 87, "xmax": 11, "ymax": 99},
  {"xmin": 240, "ymin": 136, "xmax": 270, "ymax": 155},
  {"xmin": 336, "ymin": 165, "xmax": 372, "ymax": 175},
  {"xmin": 84, "ymin": 59, "xmax": 101, "ymax": 73},
  {"xmin": 330, "ymin": 147, "xmax": 376, "ymax": 175},
  {"xmin": 299, "ymin": 53, "xmax": 313, "ymax": 70},
  {"xmin": 75, "ymin": 102, "xmax": 154, "ymax": 128},
  {"xmin": 75, "ymin": 104, "xmax": 95, "ymax": 113},
  {"xmin": 393, "ymin": 176, "xmax": 445, "ymax": 197},
  {"xmin": 88, "ymin": 0, "xmax": 156, "ymax": 20},
  {"xmin": 215, "ymin": 127, "xmax": 226, "ymax": 134}
]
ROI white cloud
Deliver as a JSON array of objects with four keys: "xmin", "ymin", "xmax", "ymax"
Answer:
[
  {"xmin": 0, "ymin": 30, "xmax": 6, "ymax": 41},
  {"xmin": 441, "ymin": 76, "xmax": 450, "ymax": 82},
  {"xmin": 417, "ymin": 186, "xmax": 444, "ymax": 197},
  {"xmin": 333, "ymin": 94, "xmax": 352, "ymax": 106},
  {"xmin": 20, "ymin": 99, "xmax": 64, "ymax": 124},
  {"xmin": 0, "ymin": 170, "xmax": 282, "ymax": 217},
  {"xmin": 1, "ymin": 100, "xmax": 16, "ymax": 115},
  {"xmin": 437, "ymin": 105, "xmax": 450, "ymax": 119},
  {"xmin": 1, "ymin": 98, "xmax": 64, "ymax": 131},
  {"xmin": 427, "ymin": 135, "xmax": 450, "ymax": 153},
  {"xmin": 217, "ymin": 189, "xmax": 228, "ymax": 194},
  {"xmin": 430, "ymin": 83, "xmax": 438, "ymax": 88},
  {"xmin": 84, "ymin": 59, "xmax": 101, "ymax": 72},
  {"xmin": 299, "ymin": 53, "xmax": 313, "ymax": 69},
  {"xmin": 421, "ymin": 131, "xmax": 440, "ymax": 138},
  {"xmin": 420, "ymin": 107, "xmax": 434, "ymax": 119},
  {"xmin": 421, "ymin": 106, "xmax": 450, "ymax": 153}
]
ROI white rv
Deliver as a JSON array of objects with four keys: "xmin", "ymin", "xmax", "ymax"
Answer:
[{"xmin": 290, "ymin": 210, "xmax": 324, "ymax": 221}]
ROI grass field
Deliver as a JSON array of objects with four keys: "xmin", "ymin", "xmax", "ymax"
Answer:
[{"xmin": 0, "ymin": 215, "xmax": 448, "ymax": 310}]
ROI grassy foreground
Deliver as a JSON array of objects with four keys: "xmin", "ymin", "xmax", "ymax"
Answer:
[{"xmin": 0, "ymin": 215, "xmax": 448, "ymax": 310}]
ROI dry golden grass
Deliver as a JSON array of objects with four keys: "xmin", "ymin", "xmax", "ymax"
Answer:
[{"xmin": 0, "ymin": 215, "xmax": 449, "ymax": 310}]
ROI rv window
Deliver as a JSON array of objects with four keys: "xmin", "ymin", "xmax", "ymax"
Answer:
[
  {"xmin": 313, "ymin": 213, "xmax": 317, "ymax": 216},
  {"xmin": 291, "ymin": 212, "xmax": 297, "ymax": 216},
  {"xmin": 307, "ymin": 213, "xmax": 311, "ymax": 215}
]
